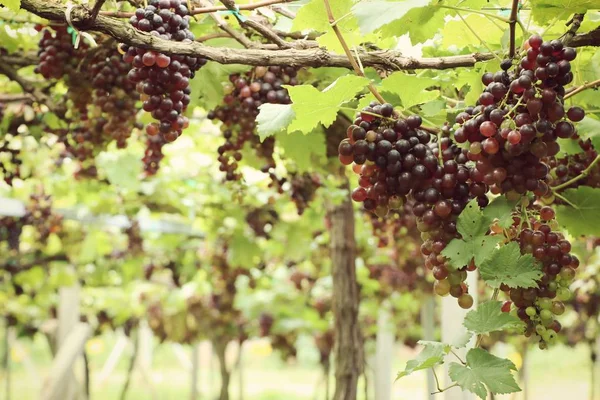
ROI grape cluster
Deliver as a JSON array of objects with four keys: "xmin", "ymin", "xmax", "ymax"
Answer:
[
  {"xmin": 246, "ymin": 207, "xmax": 278, "ymax": 238},
  {"xmin": 142, "ymin": 135, "xmax": 167, "ymax": 175},
  {"xmin": 546, "ymin": 137, "xmax": 600, "ymax": 192},
  {"xmin": 0, "ymin": 217, "xmax": 24, "ymax": 252},
  {"xmin": 24, "ymin": 192, "xmax": 63, "ymax": 244},
  {"xmin": 0, "ymin": 137, "xmax": 22, "ymax": 186},
  {"xmin": 287, "ymin": 172, "xmax": 321, "ymax": 215},
  {"xmin": 505, "ymin": 212, "xmax": 578, "ymax": 349},
  {"xmin": 258, "ymin": 313, "xmax": 274, "ymax": 337},
  {"xmin": 124, "ymin": 0, "xmax": 207, "ymax": 142},
  {"xmin": 34, "ymin": 24, "xmax": 82, "ymax": 79},
  {"xmin": 453, "ymin": 35, "xmax": 582, "ymax": 197},
  {"xmin": 208, "ymin": 66, "xmax": 298, "ymax": 181}
]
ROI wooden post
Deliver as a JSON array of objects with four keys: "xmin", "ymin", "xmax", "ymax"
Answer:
[
  {"xmin": 96, "ymin": 332, "xmax": 129, "ymax": 387},
  {"xmin": 191, "ymin": 344, "xmax": 200, "ymax": 400},
  {"xmin": 374, "ymin": 306, "xmax": 393, "ymax": 400},
  {"xmin": 3, "ymin": 323, "xmax": 14, "ymax": 400},
  {"xmin": 237, "ymin": 342, "xmax": 244, "ymax": 400},
  {"xmin": 56, "ymin": 284, "xmax": 82, "ymax": 400},
  {"xmin": 41, "ymin": 323, "xmax": 91, "ymax": 400},
  {"xmin": 441, "ymin": 271, "xmax": 478, "ymax": 400},
  {"xmin": 420, "ymin": 296, "xmax": 436, "ymax": 400}
]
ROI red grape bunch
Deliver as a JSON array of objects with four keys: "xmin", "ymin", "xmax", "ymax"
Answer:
[
  {"xmin": 0, "ymin": 137, "xmax": 22, "ymax": 186},
  {"xmin": 208, "ymin": 66, "xmax": 298, "ymax": 181},
  {"xmin": 123, "ymin": 0, "xmax": 207, "ymax": 142},
  {"xmin": 34, "ymin": 25, "xmax": 83, "ymax": 79},
  {"xmin": 546, "ymin": 137, "xmax": 600, "ymax": 192},
  {"xmin": 453, "ymin": 35, "xmax": 583, "ymax": 198},
  {"xmin": 502, "ymin": 206, "xmax": 579, "ymax": 349}
]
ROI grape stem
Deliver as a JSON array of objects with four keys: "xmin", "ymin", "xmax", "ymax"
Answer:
[
  {"xmin": 440, "ymin": 5, "xmax": 510, "ymax": 23},
  {"xmin": 552, "ymin": 192, "xmax": 579, "ymax": 209},
  {"xmin": 564, "ymin": 78, "xmax": 600, "ymax": 100},
  {"xmin": 90, "ymin": 0, "xmax": 107, "ymax": 21},
  {"xmin": 431, "ymin": 383, "xmax": 459, "ymax": 395},
  {"xmin": 322, "ymin": 0, "xmax": 386, "ymax": 105},
  {"xmin": 508, "ymin": 0, "xmax": 520, "ymax": 58},
  {"xmin": 551, "ymin": 154, "xmax": 600, "ymax": 191},
  {"xmin": 450, "ymin": 349, "xmax": 466, "ymax": 365}
]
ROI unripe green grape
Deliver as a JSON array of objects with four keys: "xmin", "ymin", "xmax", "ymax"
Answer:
[
  {"xmin": 434, "ymin": 279, "xmax": 451, "ymax": 296},
  {"xmin": 539, "ymin": 341, "xmax": 548, "ymax": 350},
  {"xmin": 557, "ymin": 287, "xmax": 571, "ymax": 301},
  {"xmin": 537, "ymin": 298, "xmax": 552, "ymax": 310},
  {"xmin": 526, "ymin": 306, "xmax": 537, "ymax": 317},
  {"xmin": 535, "ymin": 325, "xmax": 546, "ymax": 335},
  {"xmin": 458, "ymin": 294, "xmax": 474, "ymax": 309},
  {"xmin": 542, "ymin": 331, "xmax": 552, "ymax": 342},
  {"xmin": 560, "ymin": 267, "xmax": 575, "ymax": 281},
  {"xmin": 551, "ymin": 301, "xmax": 565, "ymax": 315},
  {"xmin": 548, "ymin": 282, "xmax": 557, "ymax": 292},
  {"xmin": 540, "ymin": 309, "xmax": 553, "ymax": 320},
  {"xmin": 448, "ymin": 272, "xmax": 463, "ymax": 285},
  {"xmin": 547, "ymin": 330, "xmax": 557, "ymax": 343}
]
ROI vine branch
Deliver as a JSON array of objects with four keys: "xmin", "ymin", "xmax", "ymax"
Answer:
[
  {"xmin": 508, "ymin": 0, "xmax": 520, "ymax": 57},
  {"xmin": 90, "ymin": 0, "xmax": 108, "ymax": 21},
  {"xmin": 564, "ymin": 78, "xmax": 600, "ymax": 99},
  {"xmin": 551, "ymin": 154, "xmax": 600, "ymax": 191}
]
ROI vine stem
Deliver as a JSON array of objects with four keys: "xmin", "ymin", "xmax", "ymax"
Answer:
[
  {"xmin": 457, "ymin": 13, "xmax": 503, "ymax": 63},
  {"xmin": 100, "ymin": 0, "xmax": 295, "ymax": 17},
  {"xmin": 431, "ymin": 383, "xmax": 459, "ymax": 395},
  {"xmin": 322, "ymin": 0, "xmax": 385, "ymax": 105},
  {"xmin": 553, "ymin": 192, "xmax": 579, "ymax": 209},
  {"xmin": 440, "ymin": 5, "xmax": 510, "ymax": 23},
  {"xmin": 508, "ymin": 0, "xmax": 520, "ymax": 58},
  {"xmin": 564, "ymin": 78, "xmax": 600, "ymax": 100},
  {"xmin": 551, "ymin": 154, "xmax": 600, "ymax": 191}
]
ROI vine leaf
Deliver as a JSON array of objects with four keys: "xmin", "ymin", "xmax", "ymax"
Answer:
[
  {"xmin": 396, "ymin": 341, "xmax": 450, "ymax": 379},
  {"xmin": 530, "ymin": 0, "xmax": 600, "ymax": 23},
  {"xmin": 256, "ymin": 104, "xmax": 295, "ymax": 141},
  {"xmin": 482, "ymin": 196, "xmax": 517, "ymax": 229},
  {"xmin": 441, "ymin": 199, "xmax": 501, "ymax": 270},
  {"xmin": 556, "ymin": 187, "xmax": 600, "ymax": 237},
  {"xmin": 285, "ymin": 76, "xmax": 369, "ymax": 133},
  {"xmin": 574, "ymin": 116, "xmax": 600, "ymax": 152},
  {"xmin": 277, "ymin": 129, "xmax": 327, "ymax": 172},
  {"xmin": 479, "ymin": 242, "xmax": 543, "ymax": 289},
  {"xmin": 449, "ymin": 348, "xmax": 520, "ymax": 400},
  {"xmin": 463, "ymin": 301, "xmax": 523, "ymax": 335},
  {"xmin": 351, "ymin": 0, "xmax": 430, "ymax": 34},
  {"xmin": 380, "ymin": 71, "xmax": 440, "ymax": 109},
  {"xmin": 2, "ymin": 0, "xmax": 20, "ymax": 11}
]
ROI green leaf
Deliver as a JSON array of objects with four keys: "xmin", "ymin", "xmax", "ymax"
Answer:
[
  {"xmin": 396, "ymin": 341, "xmax": 450, "ymax": 379},
  {"xmin": 530, "ymin": 0, "xmax": 600, "ymax": 23},
  {"xmin": 380, "ymin": 72, "xmax": 439, "ymax": 109},
  {"xmin": 442, "ymin": 199, "xmax": 501, "ymax": 270},
  {"xmin": 557, "ymin": 138, "xmax": 585, "ymax": 157},
  {"xmin": 286, "ymin": 75, "xmax": 369, "ymax": 133},
  {"xmin": 441, "ymin": 14, "xmax": 505, "ymax": 51},
  {"xmin": 352, "ymin": 0, "xmax": 430, "ymax": 34},
  {"xmin": 464, "ymin": 301, "xmax": 524, "ymax": 335},
  {"xmin": 483, "ymin": 196, "xmax": 517, "ymax": 229},
  {"xmin": 379, "ymin": 4, "xmax": 444, "ymax": 44},
  {"xmin": 1, "ymin": 0, "xmax": 20, "ymax": 12},
  {"xmin": 556, "ymin": 187, "xmax": 600, "ymax": 237},
  {"xmin": 277, "ymin": 129, "xmax": 327, "ymax": 172},
  {"xmin": 228, "ymin": 231, "xmax": 261, "ymax": 268},
  {"xmin": 96, "ymin": 150, "xmax": 143, "ymax": 191},
  {"xmin": 451, "ymin": 332, "xmax": 473, "ymax": 349},
  {"xmin": 42, "ymin": 112, "xmax": 67, "ymax": 129},
  {"xmin": 479, "ymin": 242, "xmax": 543, "ymax": 289},
  {"xmin": 191, "ymin": 63, "xmax": 249, "ymax": 110},
  {"xmin": 575, "ymin": 116, "xmax": 600, "ymax": 151},
  {"xmin": 449, "ymin": 348, "xmax": 520, "ymax": 400},
  {"xmin": 256, "ymin": 104, "xmax": 295, "ymax": 141}
]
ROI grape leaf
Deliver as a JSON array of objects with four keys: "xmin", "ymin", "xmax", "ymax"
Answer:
[
  {"xmin": 380, "ymin": 4, "xmax": 444, "ymax": 44},
  {"xmin": 483, "ymin": 196, "xmax": 517, "ymax": 229},
  {"xmin": 463, "ymin": 301, "xmax": 524, "ymax": 335},
  {"xmin": 441, "ymin": 14, "xmax": 505, "ymax": 51},
  {"xmin": 442, "ymin": 199, "xmax": 501, "ymax": 270},
  {"xmin": 96, "ymin": 150, "xmax": 143, "ymax": 192},
  {"xmin": 191, "ymin": 63, "xmax": 249, "ymax": 110},
  {"xmin": 575, "ymin": 116, "xmax": 600, "ymax": 151},
  {"xmin": 380, "ymin": 72, "xmax": 440, "ymax": 109},
  {"xmin": 256, "ymin": 104, "xmax": 295, "ymax": 141},
  {"xmin": 449, "ymin": 348, "xmax": 520, "ymax": 400},
  {"xmin": 228, "ymin": 231, "xmax": 261, "ymax": 268},
  {"xmin": 277, "ymin": 129, "xmax": 327, "ymax": 172},
  {"xmin": 420, "ymin": 99, "xmax": 447, "ymax": 117},
  {"xmin": 1, "ymin": 0, "xmax": 20, "ymax": 12},
  {"xmin": 351, "ymin": 0, "xmax": 430, "ymax": 34},
  {"xmin": 557, "ymin": 138, "xmax": 585, "ymax": 157},
  {"xmin": 396, "ymin": 341, "xmax": 450, "ymax": 379},
  {"xmin": 555, "ymin": 187, "xmax": 600, "ymax": 237},
  {"xmin": 479, "ymin": 242, "xmax": 543, "ymax": 289},
  {"xmin": 530, "ymin": 0, "xmax": 600, "ymax": 24},
  {"xmin": 286, "ymin": 75, "xmax": 369, "ymax": 133},
  {"xmin": 451, "ymin": 331, "xmax": 473, "ymax": 349}
]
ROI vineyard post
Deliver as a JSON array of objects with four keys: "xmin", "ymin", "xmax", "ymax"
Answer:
[
  {"xmin": 190, "ymin": 344, "xmax": 200, "ymax": 400},
  {"xmin": 329, "ymin": 172, "xmax": 362, "ymax": 400},
  {"xmin": 96, "ymin": 330, "xmax": 129, "ymax": 387},
  {"xmin": 420, "ymin": 296, "xmax": 436, "ymax": 399},
  {"xmin": 56, "ymin": 282, "xmax": 83, "ymax": 400},
  {"xmin": 374, "ymin": 303, "xmax": 393, "ymax": 400},
  {"xmin": 2, "ymin": 320, "xmax": 13, "ymax": 400}
]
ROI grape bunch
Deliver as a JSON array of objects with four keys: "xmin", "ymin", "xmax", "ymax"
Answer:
[
  {"xmin": 208, "ymin": 66, "xmax": 298, "ymax": 181},
  {"xmin": 123, "ymin": 0, "xmax": 207, "ymax": 142},
  {"xmin": 288, "ymin": 172, "xmax": 321, "ymax": 215},
  {"xmin": 34, "ymin": 24, "xmax": 83, "ymax": 79},
  {"xmin": 0, "ymin": 137, "xmax": 22, "ymax": 186},
  {"xmin": 142, "ymin": 135, "xmax": 167, "ymax": 175},
  {"xmin": 24, "ymin": 192, "xmax": 63, "ymax": 244},
  {"xmin": 453, "ymin": 35, "xmax": 582, "ymax": 197},
  {"xmin": 547, "ymin": 137, "xmax": 600, "ymax": 191},
  {"xmin": 503, "ymin": 209, "xmax": 579, "ymax": 349}
]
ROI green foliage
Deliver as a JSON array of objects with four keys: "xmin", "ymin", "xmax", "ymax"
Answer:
[
  {"xmin": 483, "ymin": 196, "xmax": 517, "ymax": 229},
  {"xmin": 575, "ymin": 116, "xmax": 600, "ymax": 151},
  {"xmin": 277, "ymin": 129, "xmax": 327, "ymax": 172},
  {"xmin": 256, "ymin": 104, "xmax": 296, "ymax": 141},
  {"xmin": 555, "ymin": 187, "xmax": 600, "ymax": 237},
  {"xmin": 442, "ymin": 199, "xmax": 502, "ymax": 270},
  {"xmin": 286, "ymin": 75, "xmax": 369, "ymax": 132},
  {"xmin": 351, "ymin": 0, "xmax": 430, "ymax": 34},
  {"xmin": 396, "ymin": 341, "xmax": 450, "ymax": 379},
  {"xmin": 449, "ymin": 348, "xmax": 520, "ymax": 399},
  {"xmin": 463, "ymin": 301, "xmax": 523, "ymax": 335},
  {"xmin": 479, "ymin": 242, "xmax": 543, "ymax": 289},
  {"xmin": 530, "ymin": 0, "xmax": 600, "ymax": 23}
]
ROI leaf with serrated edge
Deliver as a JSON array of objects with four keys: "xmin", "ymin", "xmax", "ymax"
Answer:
[
  {"xmin": 457, "ymin": 199, "xmax": 491, "ymax": 238},
  {"xmin": 479, "ymin": 242, "xmax": 543, "ymax": 288},
  {"xmin": 396, "ymin": 341, "xmax": 449, "ymax": 379},
  {"xmin": 286, "ymin": 76, "xmax": 369, "ymax": 133},
  {"xmin": 442, "ymin": 234, "xmax": 501, "ymax": 271},
  {"xmin": 256, "ymin": 104, "xmax": 295, "ymax": 141},
  {"xmin": 380, "ymin": 72, "xmax": 440, "ymax": 109},
  {"xmin": 352, "ymin": 0, "xmax": 430, "ymax": 34},
  {"xmin": 555, "ymin": 187, "xmax": 600, "ymax": 237},
  {"xmin": 449, "ymin": 348, "xmax": 520, "ymax": 400},
  {"xmin": 483, "ymin": 196, "xmax": 517, "ymax": 229},
  {"xmin": 464, "ymin": 301, "xmax": 524, "ymax": 335},
  {"xmin": 451, "ymin": 332, "xmax": 473, "ymax": 349}
]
